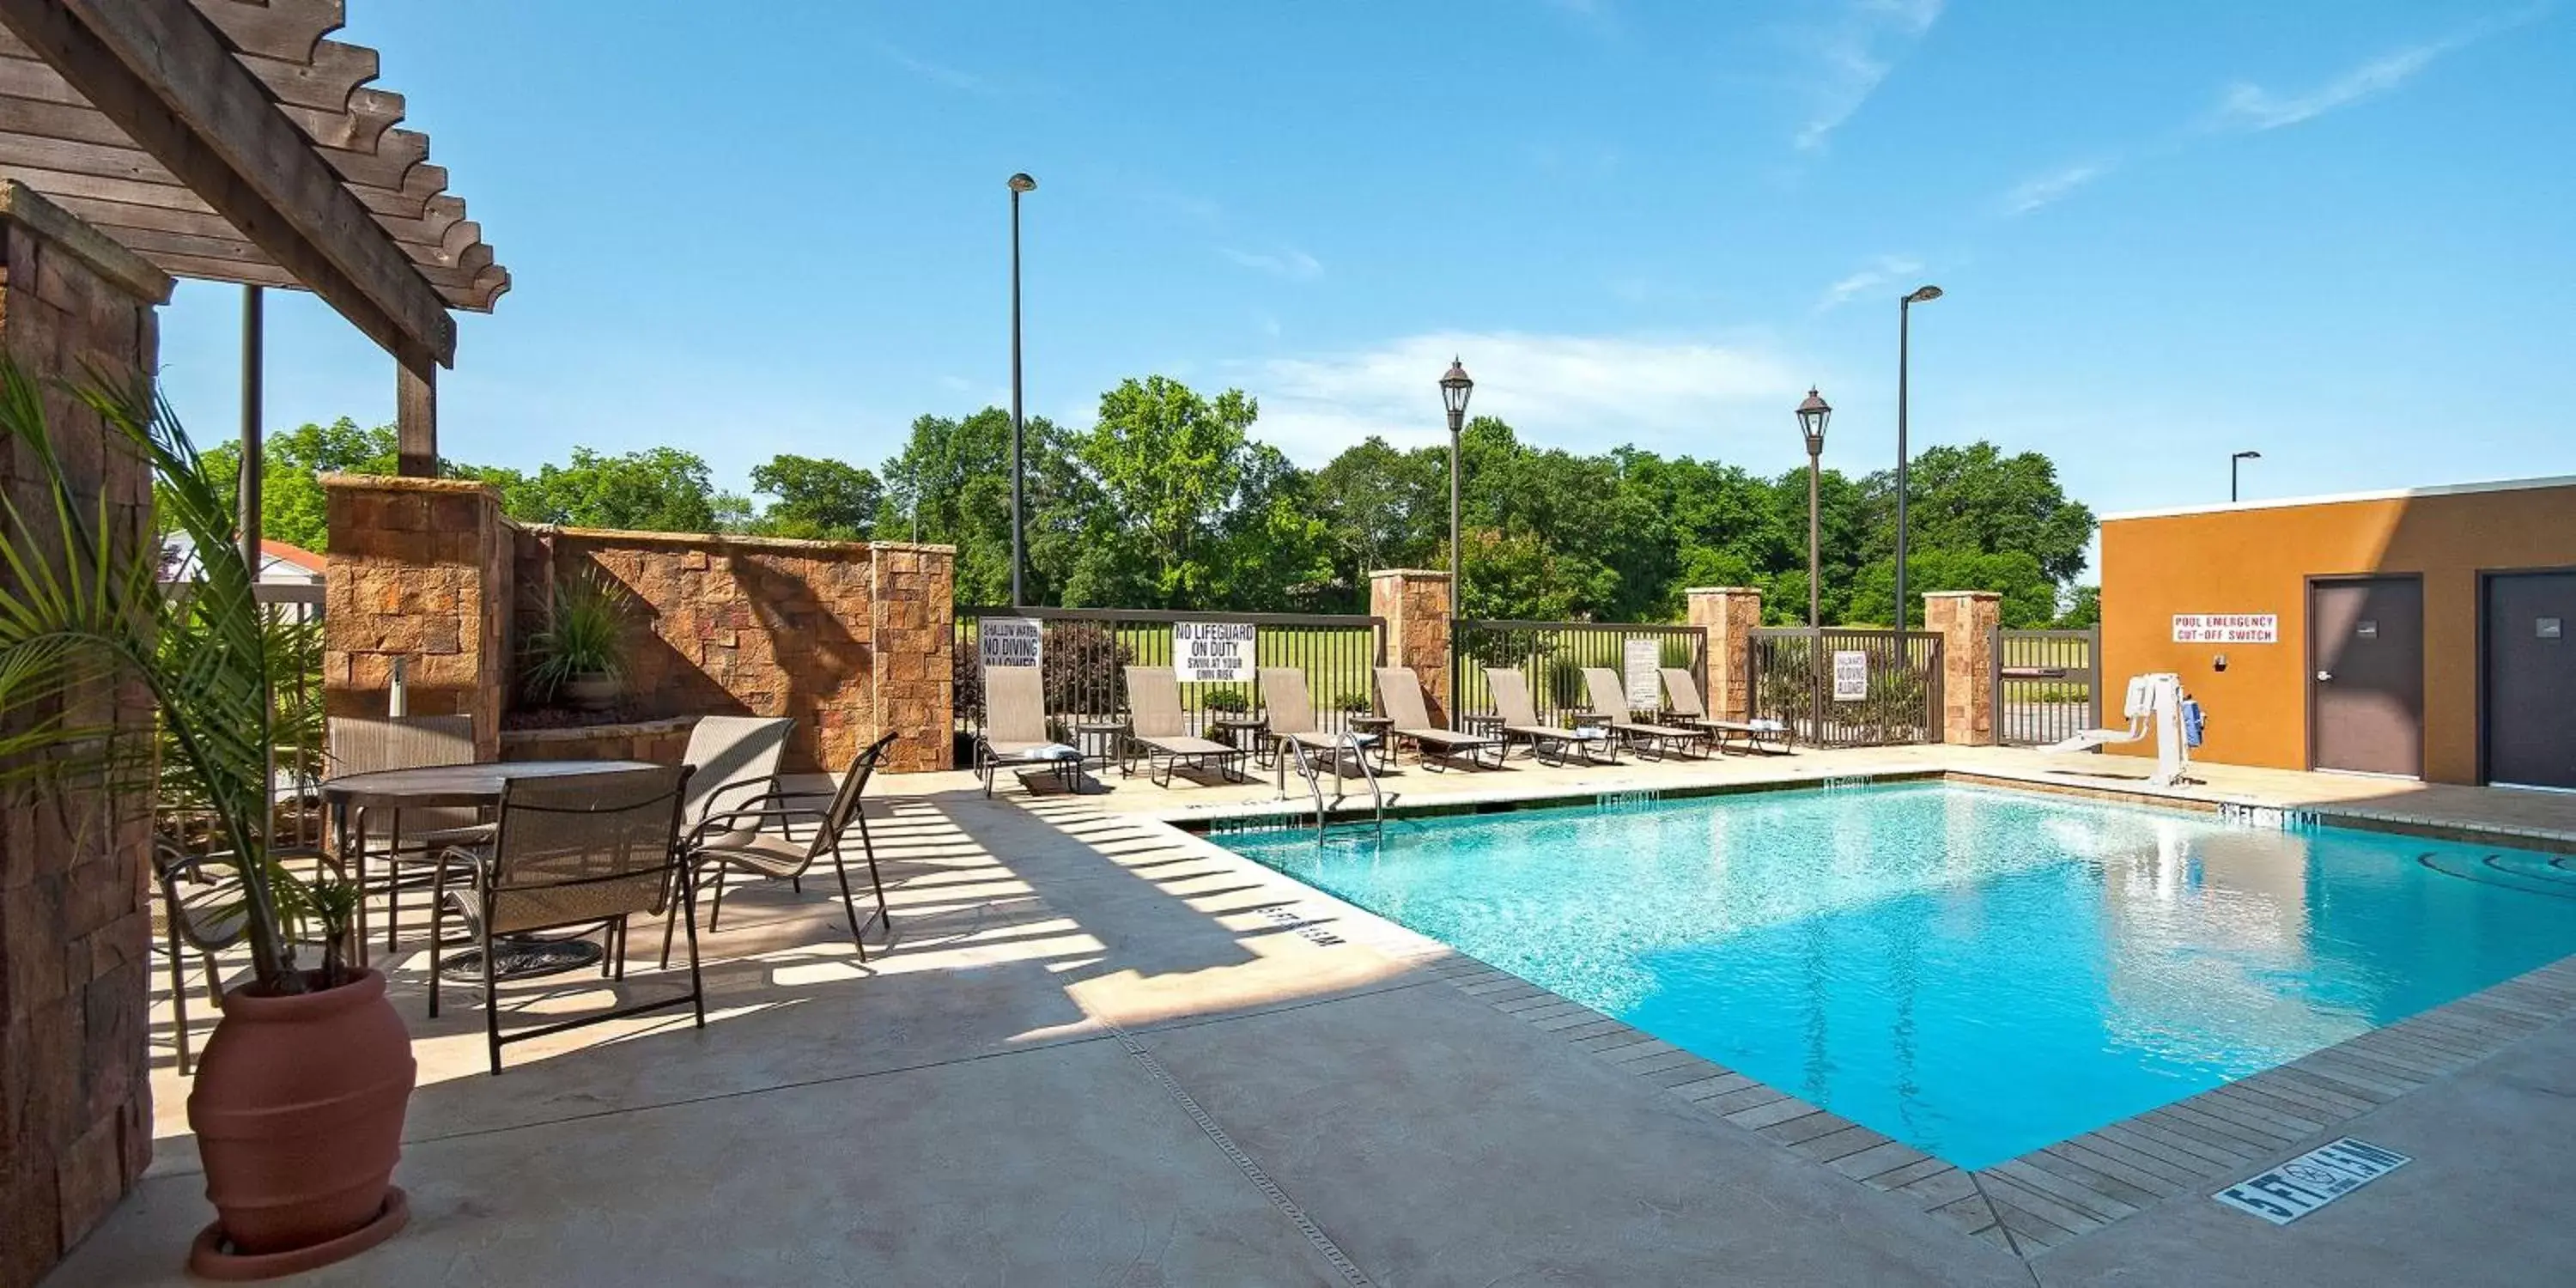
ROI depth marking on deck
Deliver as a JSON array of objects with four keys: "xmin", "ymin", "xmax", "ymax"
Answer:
[
  {"xmin": 1112, "ymin": 1024, "xmax": 1376, "ymax": 1286},
  {"xmin": 2211, "ymin": 1138, "xmax": 2411, "ymax": 1224}
]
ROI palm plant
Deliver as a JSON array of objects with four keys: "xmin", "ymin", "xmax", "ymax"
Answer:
[{"xmin": 0, "ymin": 359, "xmax": 336, "ymax": 993}]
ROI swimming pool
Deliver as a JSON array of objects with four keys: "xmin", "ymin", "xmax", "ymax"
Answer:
[{"xmin": 1220, "ymin": 781, "xmax": 2576, "ymax": 1169}]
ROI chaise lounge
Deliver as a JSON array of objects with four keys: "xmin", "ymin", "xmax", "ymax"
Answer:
[
  {"xmin": 1372, "ymin": 666, "xmax": 1502, "ymax": 770},
  {"xmin": 1579, "ymin": 667, "xmax": 1708, "ymax": 760},
  {"xmin": 1485, "ymin": 667, "xmax": 1615, "ymax": 767},
  {"xmin": 1659, "ymin": 666, "xmax": 1795, "ymax": 755}
]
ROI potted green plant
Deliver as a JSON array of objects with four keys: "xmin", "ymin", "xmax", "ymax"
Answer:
[
  {"xmin": 1336, "ymin": 692, "xmax": 1376, "ymax": 717},
  {"xmin": 0, "ymin": 363, "xmax": 412, "ymax": 1278},
  {"xmin": 526, "ymin": 569, "xmax": 630, "ymax": 712}
]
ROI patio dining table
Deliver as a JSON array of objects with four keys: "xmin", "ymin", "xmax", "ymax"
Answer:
[{"xmin": 323, "ymin": 759, "xmax": 660, "ymax": 981}]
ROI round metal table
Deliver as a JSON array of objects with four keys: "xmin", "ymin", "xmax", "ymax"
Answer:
[{"xmin": 323, "ymin": 760, "xmax": 659, "ymax": 977}]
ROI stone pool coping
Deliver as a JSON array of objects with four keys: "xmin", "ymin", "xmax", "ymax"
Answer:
[{"xmin": 1162, "ymin": 766, "xmax": 2576, "ymax": 1261}]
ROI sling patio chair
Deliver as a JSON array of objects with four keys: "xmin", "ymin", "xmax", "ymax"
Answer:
[
  {"xmin": 673, "ymin": 731, "xmax": 898, "ymax": 964},
  {"xmin": 1579, "ymin": 667, "xmax": 1710, "ymax": 760},
  {"xmin": 1259, "ymin": 667, "xmax": 1386, "ymax": 795},
  {"xmin": 150, "ymin": 837, "xmax": 246, "ymax": 1076},
  {"xmin": 677, "ymin": 715, "xmax": 794, "ymax": 836},
  {"xmin": 1485, "ymin": 667, "xmax": 1617, "ymax": 767},
  {"xmin": 327, "ymin": 714, "xmax": 495, "ymax": 955},
  {"xmin": 974, "ymin": 664, "xmax": 1089, "ymax": 797},
  {"xmin": 429, "ymin": 763, "xmax": 703, "ymax": 1075},
  {"xmin": 1372, "ymin": 666, "xmax": 1504, "ymax": 771},
  {"xmin": 1122, "ymin": 665, "xmax": 1254, "ymax": 787},
  {"xmin": 1659, "ymin": 667, "xmax": 1796, "ymax": 756}
]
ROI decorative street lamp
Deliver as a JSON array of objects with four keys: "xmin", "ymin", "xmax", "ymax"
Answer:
[
  {"xmin": 1895, "ymin": 283, "xmax": 1941, "ymax": 628},
  {"xmin": 1799, "ymin": 387, "xmax": 1832, "ymax": 744},
  {"xmin": 1440, "ymin": 357, "xmax": 1474, "ymax": 626},
  {"xmin": 1007, "ymin": 171, "xmax": 1036, "ymax": 606},
  {"xmin": 2232, "ymin": 449, "xmax": 2262, "ymax": 502}
]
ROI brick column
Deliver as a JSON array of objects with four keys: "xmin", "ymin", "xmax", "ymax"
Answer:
[
  {"xmin": 1685, "ymin": 586, "xmax": 1765, "ymax": 721},
  {"xmin": 323, "ymin": 475, "xmax": 514, "ymax": 761},
  {"xmin": 0, "ymin": 183, "xmax": 171, "ymax": 1288},
  {"xmin": 1924, "ymin": 591, "xmax": 2001, "ymax": 746},
  {"xmin": 868, "ymin": 541, "xmax": 957, "ymax": 772},
  {"xmin": 1369, "ymin": 568, "xmax": 1454, "ymax": 722}
]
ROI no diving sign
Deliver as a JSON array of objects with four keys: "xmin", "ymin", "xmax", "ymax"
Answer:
[{"xmin": 2212, "ymin": 1138, "xmax": 2410, "ymax": 1224}]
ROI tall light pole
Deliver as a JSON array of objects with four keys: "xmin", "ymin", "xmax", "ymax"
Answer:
[
  {"xmin": 1799, "ymin": 387, "xmax": 1832, "ymax": 744},
  {"xmin": 2232, "ymin": 450, "xmax": 2261, "ymax": 502},
  {"xmin": 1895, "ymin": 283, "xmax": 1941, "ymax": 628},
  {"xmin": 1007, "ymin": 172, "xmax": 1036, "ymax": 606},
  {"xmin": 1441, "ymin": 358, "xmax": 1474, "ymax": 708}
]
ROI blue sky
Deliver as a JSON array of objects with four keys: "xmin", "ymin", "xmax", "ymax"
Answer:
[{"xmin": 158, "ymin": 0, "xmax": 2574, "ymax": 558}]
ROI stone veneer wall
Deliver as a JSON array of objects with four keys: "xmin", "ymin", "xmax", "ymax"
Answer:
[
  {"xmin": 321, "ymin": 476, "xmax": 513, "ymax": 761},
  {"xmin": 1685, "ymin": 586, "xmax": 1765, "ymax": 722},
  {"xmin": 1369, "ymin": 568, "xmax": 1454, "ymax": 723},
  {"xmin": 325, "ymin": 477, "xmax": 954, "ymax": 775},
  {"xmin": 1923, "ymin": 591, "xmax": 2001, "ymax": 746},
  {"xmin": 497, "ymin": 717, "xmax": 696, "ymax": 766},
  {"xmin": 0, "ymin": 184, "xmax": 170, "ymax": 1288}
]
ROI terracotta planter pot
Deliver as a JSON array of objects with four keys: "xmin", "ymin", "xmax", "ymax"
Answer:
[{"xmin": 187, "ymin": 969, "xmax": 415, "ymax": 1262}]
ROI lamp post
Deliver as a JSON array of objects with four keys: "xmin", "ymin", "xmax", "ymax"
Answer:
[
  {"xmin": 1895, "ymin": 283, "xmax": 1941, "ymax": 628},
  {"xmin": 1007, "ymin": 171, "xmax": 1036, "ymax": 606},
  {"xmin": 1799, "ymin": 387, "xmax": 1832, "ymax": 744},
  {"xmin": 2232, "ymin": 449, "xmax": 2261, "ymax": 502},
  {"xmin": 1441, "ymin": 358, "xmax": 1474, "ymax": 708}
]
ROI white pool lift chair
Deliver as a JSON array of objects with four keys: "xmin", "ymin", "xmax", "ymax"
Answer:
[{"xmin": 2044, "ymin": 672, "xmax": 2193, "ymax": 787}]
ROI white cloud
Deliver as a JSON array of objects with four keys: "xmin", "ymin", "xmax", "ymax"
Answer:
[
  {"xmin": 2211, "ymin": 9, "xmax": 2539, "ymax": 131},
  {"xmin": 1218, "ymin": 246, "xmax": 1324, "ymax": 280},
  {"xmin": 1794, "ymin": 0, "xmax": 1945, "ymax": 151},
  {"xmin": 877, "ymin": 43, "xmax": 991, "ymax": 94},
  {"xmin": 1817, "ymin": 255, "xmax": 1923, "ymax": 310},
  {"xmin": 2001, "ymin": 161, "xmax": 2112, "ymax": 216},
  {"xmin": 1241, "ymin": 331, "xmax": 1804, "ymax": 464}
]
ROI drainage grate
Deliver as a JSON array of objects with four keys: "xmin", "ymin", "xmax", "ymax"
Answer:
[
  {"xmin": 1255, "ymin": 902, "xmax": 1346, "ymax": 947},
  {"xmin": 1596, "ymin": 788, "xmax": 1662, "ymax": 813}
]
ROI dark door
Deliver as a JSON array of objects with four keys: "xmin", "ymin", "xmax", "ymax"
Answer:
[
  {"xmin": 2485, "ymin": 572, "xmax": 2576, "ymax": 789},
  {"xmin": 2310, "ymin": 577, "xmax": 2423, "ymax": 776}
]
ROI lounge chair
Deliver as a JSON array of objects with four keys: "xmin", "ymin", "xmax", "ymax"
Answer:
[
  {"xmin": 1659, "ymin": 666, "xmax": 1795, "ymax": 755},
  {"xmin": 974, "ymin": 665, "xmax": 1088, "ymax": 797},
  {"xmin": 1260, "ymin": 667, "xmax": 1382, "ymax": 793},
  {"xmin": 1579, "ymin": 667, "xmax": 1708, "ymax": 760},
  {"xmin": 677, "ymin": 731, "xmax": 897, "ymax": 963},
  {"xmin": 1373, "ymin": 666, "xmax": 1502, "ymax": 770},
  {"xmin": 677, "ymin": 715, "xmax": 793, "ymax": 836},
  {"xmin": 1485, "ymin": 668, "xmax": 1616, "ymax": 766},
  {"xmin": 1122, "ymin": 665, "xmax": 1253, "ymax": 787},
  {"xmin": 429, "ymin": 764, "xmax": 703, "ymax": 1074}
]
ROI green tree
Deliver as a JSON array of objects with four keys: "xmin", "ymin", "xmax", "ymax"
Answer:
[
  {"xmin": 190, "ymin": 417, "xmax": 398, "ymax": 551},
  {"xmin": 877, "ymin": 407, "xmax": 1091, "ymax": 605},
  {"xmin": 503, "ymin": 447, "xmax": 724, "ymax": 532},
  {"xmin": 2057, "ymin": 584, "xmax": 2101, "ymax": 629},
  {"xmin": 746, "ymin": 453, "xmax": 880, "ymax": 541}
]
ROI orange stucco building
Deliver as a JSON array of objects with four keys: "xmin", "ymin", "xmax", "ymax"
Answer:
[{"xmin": 2099, "ymin": 476, "xmax": 2576, "ymax": 787}]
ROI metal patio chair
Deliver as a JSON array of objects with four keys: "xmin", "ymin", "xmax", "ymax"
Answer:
[
  {"xmin": 1659, "ymin": 667, "xmax": 1795, "ymax": 756},
  {"xmin": 1485, "ymin": 668, "xmax": 1615, "ymax": 767},
  {"xmin": 1372, "ymin": 666, "xmax": 1503, "ymax": 770},
  {"xmin": 674, "ymin": 731, "xmax": 899, "ymax": 963},
  {"xmin": 974, "ymin": 665, "xmax": 1087, "ymax": 796},
  {"xmin": 1121, "ymin": 665, "xmax": 1252, "ymax": 787},
  {"xmin": 1580, "ymin": 667, "xmax": 1708, "ymax": 760},
  {"xmin": 328, "ymin": 714, "xmax": 492, "ymax": 953}
]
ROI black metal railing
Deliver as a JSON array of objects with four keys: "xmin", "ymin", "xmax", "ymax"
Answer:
[
  {"xmin": 1995, "ymin": 626, "xmax": 2100, "ymax": 747},
  {"xmin": 1455, "ymin": 619, "xmax": 1709, "ymax": 726},
  {"xmin": 1748, "ymin": 627, "xmax": 1944, "ymax": 747},
  {"xmin": 951, "ymin": 607, "xmax": 1386, "ymax": 745}
]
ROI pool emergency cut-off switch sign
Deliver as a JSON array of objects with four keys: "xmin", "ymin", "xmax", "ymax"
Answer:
[
  {"xmin": 2211, "ymin": 1137, "xmax": 2410, "ymax": 1225},
  {"xmin": 2172, "ymin": 613, "xmax": 2278, "ymax": 643}
]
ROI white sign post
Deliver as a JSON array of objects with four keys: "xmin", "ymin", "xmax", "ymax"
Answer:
[
  {"xmin": 2172, "ymin": 613, "xmax": 2278, "ymax": 644},
  {"xmin": 1623, "ymin": 638, "xmax": 1662, "ymax": 710},
  {"xmin": 978, "ymin": 617, "xmax": 1043, "ymax": 670},
  {"xmin": 1831, "ymin": 651, "xmax": 1869, "ymax": 702},
  {"xmin": 1173, "ymin": 621, "xmax": 1256, "ymax": 683}
]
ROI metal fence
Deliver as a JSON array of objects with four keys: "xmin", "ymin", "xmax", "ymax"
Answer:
[
  {"xmin": 1748, "ymin": 627, "xmax": 1944, "ymax": 747},
  {"xmin": 951, "ymin": 607, "xmax": 1385, "ymax": 743},
  {"xmin": 1454, "ymin": 619, "xmax": 1709, "ymax": 725},
  {"xmin": 1994, "ymin": 626, "xmax": 2100, "ymax": 748}
]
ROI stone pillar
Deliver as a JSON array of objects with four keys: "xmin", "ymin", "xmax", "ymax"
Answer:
[
  {"xmin": 323, "ymin": 475, "xmax": 514, "ymax": 761},
  {"xmin": 1369, "ymin": 568, "xmax": 1454, "ymax": 722},
  {"xmin": 1924, "ymin": 591, "xmax": 2001, "ymax": 746},
  {"xmin": 869, "ymin": 541, "xmax": 957, "ymax": 772},
  {"xmin": 0, "ymin": 182, "xmax": 171, "ymax": 1288},
  {"xmin": 1685, "ymin": 586, "xmax": 1765, "ymax": 721}
]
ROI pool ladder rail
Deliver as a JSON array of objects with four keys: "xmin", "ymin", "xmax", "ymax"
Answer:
[{"xmin": 1278, "ymin": 730, "xmax": 1395, "ymax": 839}]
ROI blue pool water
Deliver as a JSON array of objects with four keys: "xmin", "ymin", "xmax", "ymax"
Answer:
[{"xmin": 1220, "ymin": 783, "xmax": 2576, "ymax": 1169}]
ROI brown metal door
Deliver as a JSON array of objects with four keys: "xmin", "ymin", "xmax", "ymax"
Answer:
[
  {"xmin": 2485, "ymin": 572, "xmax": 2576, "ymax": 788},
  {"xmin": 2309, "ymin": 577, "xmax": 2423, "ymax": 776}
]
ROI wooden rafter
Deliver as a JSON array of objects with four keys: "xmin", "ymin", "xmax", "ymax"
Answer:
[{"xmin": 0, "ymin": 0, "xmax": 511, "ymax": 373}]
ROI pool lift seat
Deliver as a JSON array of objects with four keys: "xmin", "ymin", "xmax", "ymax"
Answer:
[{"xmin": 2043, "ymin": 672, "xmax": 2193, "ymax": 787}]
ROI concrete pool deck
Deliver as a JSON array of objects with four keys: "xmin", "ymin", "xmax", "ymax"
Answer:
[{"xmin": 48, "ymin": 744, "xmax": 2576, "ymax": 1285}]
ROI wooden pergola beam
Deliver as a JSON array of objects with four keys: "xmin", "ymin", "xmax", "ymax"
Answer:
[{"xmin": 0, "ymin": 0, "xmax": 454, "ymax": 373}]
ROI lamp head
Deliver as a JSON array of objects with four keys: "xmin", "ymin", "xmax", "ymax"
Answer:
[
  {"xmin": 1796, "ymin": 387, "xmax": 1832, "ymax": 454},
  {"xmin": 1007, "ymin": 173, "xmax": 1037, "ymax": 193},
  {"xmin": 1439, "ymin": 357, "xmax": 1474, "ymax": 424},
  {"xmin": 2233, "ymin": 449, "xmax": 2263, "ymax": 461},
  {"xmin": 1905, "ymin": 284, "xmax": 1943, "ymax": 305}
]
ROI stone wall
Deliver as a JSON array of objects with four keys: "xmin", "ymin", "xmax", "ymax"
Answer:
[
  {"xmin": 498, "ymin": 717, "xmax": 696, "ymax": 766},
  {"xmin": 1924, "ymin": 591, "xmax": 2000, "ymax": 746},
  {"xmin": 325, "ymin": 486, "xmax": 955, "ymax": 775},
  {"xmin": 321, "ymin": 476, "xmax": 513, "ymax": 761},
  {"xmin": 1369, "ymin": 568, "xmax": 1453, "ymax": 723},
  {"xmin": 0, "ymin": 184, "xmax": 170, "ymax": 1288},
  {"xmin": 1686, "ymin": 587, "xmax": 1765, "ymax": 722}
]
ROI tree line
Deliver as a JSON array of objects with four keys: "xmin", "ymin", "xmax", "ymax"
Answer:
[{"xmin": 215, "ymin": 374, "xmax": 2098, "ymax": 629}]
